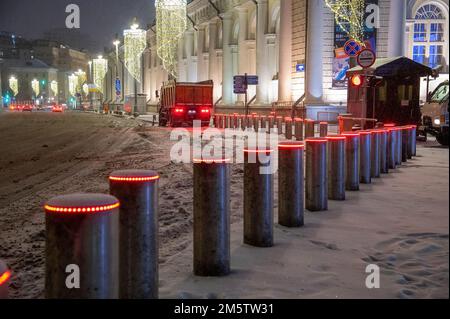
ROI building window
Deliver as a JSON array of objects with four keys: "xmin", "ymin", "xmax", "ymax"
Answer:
[
  {"xmin": 410, "ymin": 3, "xmax": 447, "ymax": 69},
  {"xmin": 413, "ymin": 45, "xmax": 426, "ymax": 64}
]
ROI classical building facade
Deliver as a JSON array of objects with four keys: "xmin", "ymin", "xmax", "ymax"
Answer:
[{"xmin": 104, "ymin": 0, "xmax": 449, "ymax": 117}]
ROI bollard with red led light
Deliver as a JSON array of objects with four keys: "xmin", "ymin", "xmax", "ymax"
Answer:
[
  {"xmin": 326, "ymin": 136, "xmax": 346, "ymax": 201},
  {"xmin": 224, "ymin": 114, "xmax": 230, "ymax": 129},
  {"xmin": 45, "ymin": 193, "xmax": 120, "ymax": 299},
  {"xmin": 0, "ymin": 260, "xmax": 11, "ymax": 299},
  {"xmin": 233, "ymin": 113, "xmax": 239, "ymax": 130},
  {"xmin": 244, "ymin": 148, "xmax": 274, "ymax": 247},
  {"xmin": 401, "ymin": 126, "xmax": 409, "ymax": 162},
  {"xmin": 370, "ymin": 130, "xmax": 381, "ymax": 178},
  {"xmin": 285, "ymin": 117, "xmax": 293, "ymax": 140},
  {"xmin": 305, "ymin": 138, "xmax": 328, "ymax": 211},
  {"xmin": 240, "ymin": 115, "xmax": 246, "ymax": 131},
  {"xmin": 295, "ymin": 118, "xmax": 304, "ymax": 141},
  {"xmin": 276, "ymin": 116, "xmax": 283, "ymax": 135},
  {"xmin": 268, "ymin": 115, "xmax": 275, "ymax": 133},
  {"xmin": 384, "ymin": 124, "xmax": 397, "ymax": 170},
  {"xmin": 409, "ymin": 125, "xmax": 417, "ymax": 157},
  {"xmin": 319, "ymin": 122, "xmax": 328, "ymax": 137},
  {"xmin": 343, "ymin": 132, "xmax": 360, "ymax": 191},
  {"xmin": 395, "ymin": 127, "xmax": 403, "ymax": 166},
  {"xmin": 253, "ymin": 115, "xmax": 260, "ymax": 132},
  {"xmin": 109, "ymin": 170, "xmax": 160, "ymax": 299},
  {"xmin": 359, "ymin": 131, "xmax": 372, "ymax": 184},
  {"xmin": 260, "ymin": 115, "xmax": 267, "ymax": 131},
  {"xmin": 305, "ymin": 119, "xmax": 315, "ymax": 139},
  {"xmin": 193, "ymin": 158, "xmax": 231, "ymax": 276},
  {"xmin": 278, "ymin": 142, "xmax": 304, "ymax": 227},
  {"xmin": 247, "ymin": 115, "xmax": 253, "ymax": 129},
  {"xmin": 379, "ymin": 129, "xmax": 389, "ymax": 174}
]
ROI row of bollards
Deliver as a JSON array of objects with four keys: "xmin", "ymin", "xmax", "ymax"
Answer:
[
  {"xmin": 41, "ymin": 124, "xmax": 417, "ymax": 299},
  {"xmin": 214, "ymin": 113, "xmax": 330, "ymax": 141}
]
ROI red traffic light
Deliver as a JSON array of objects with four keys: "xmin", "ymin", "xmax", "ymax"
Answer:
[{"xmin": 350, "ymin": 74, "xmax": 364, "ymax": 87}]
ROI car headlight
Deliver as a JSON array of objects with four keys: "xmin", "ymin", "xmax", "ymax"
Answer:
[{"xmin": 434, "ymin": 118, "xmax": 441, "ymax": 125}]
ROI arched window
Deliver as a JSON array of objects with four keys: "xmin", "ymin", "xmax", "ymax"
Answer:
[{"xmin": 412, "ymin": 3, "xmax": 447, "ymax": 68}]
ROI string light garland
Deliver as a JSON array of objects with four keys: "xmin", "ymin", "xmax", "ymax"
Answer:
[
  {"xmin": 325, "ymin": 0, "xmax": 366, "ymax": 45},
  {"xmin": 156, "ymin": 0, "xmax": 187, "ymax": 78},
  {"xmin": 31, "ymin": 79, "xmax": 40, "ymax": 97},
  {"xmin": 50, "ymin": 80, "xmax": 58, "ymax": 97},
  {"xmin": 82, "ymin": 83, "xmax": 89, "ymax": 97},
  {"xmin": 68, "ymin": 74, "xmax": 78, "ymax": 96},
  {"xmin": 93, "ymin": 56, "xmax": 108, "ymax": 94},
  {"xmin": 9, "ymin": 76, "xmax": 18, "ymax": 97},
  {"xmin": 124, "ymin": 20, "xmax": 147, "ymax": 82},
  {"xmin": 75, "ymin": 70, "xmax": 87, "ymax": 93}
]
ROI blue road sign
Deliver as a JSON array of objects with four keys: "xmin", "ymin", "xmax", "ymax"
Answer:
[
  {"xmin": 344, "ymin": 39, "xmax": 362, "ymax": 57},
  {"xmin": 296, "ymin": 64, "xmax": 305, "ymax": 72},
  {"xmin": 115, "ymin": 78, "xmax": 121, "ymax": 96},
  {"xmin": 246, "ymin": 75, "xmax": 258, "ymax": 85}
]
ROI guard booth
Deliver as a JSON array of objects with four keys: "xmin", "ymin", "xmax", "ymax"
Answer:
[{"xmin": 346, "ymin": 57, "xmax": 433, "ymax": 127}]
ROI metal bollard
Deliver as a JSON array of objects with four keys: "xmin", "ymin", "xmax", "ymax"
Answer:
[
  {"xmin": 305, "ymin": 119, "xmax": 315, "ymax": 138},
  {"xmin": 260, "ymin": 115, "xmax": 267, "ymax": 131},
  {"xmin": 285, "ymin": 118, "xmax": 293, "ymax": 140},
  {"xmin": 305, "ymin": 138, "xmax": 328, "ymax": 211},
  {"xmin": 409, "ymin": 125, "xmax": 417, "ymax": 157},
  {"xmin": 240, "ymin": 115, "xmax": 246, "ymax": 131},
  {"xmin": 109, "ymin": 170, "xmax": 160, "ymax": 299},
  {"xmin": 244, "ymin": 148, "xmax": 274, "ymax": 247},
  {"xmin": 45, "ymin": 193, "xmax": 119, "ymax": 299},
  {"xmin": 370, "ymin": 130, "xmax": 381, "ymax": 178},
  {"xmin": 278, "ymin": 142, "xmax": 305, "ymax": 227},
  {"xmin": 379, "ymin": 129, "xmax": 389, "ymax": 174},
  {"xmin": 217, "ymin": 114, "xmax": 223, "ymax": 129},
  {"xmin": 0, "ymin": 260, "xmax": 11, "ymax": 299},
  {"xmin": 253, "ymin": 115, "xmax": 260, "ymax": 132},
  {"xmin": 395, "ymin": 127, "xmax": 402, "ymax": 166},
  {"xmin": 401, "ymin": 126, "xmax": 409, "ymax": 163},
  {"xmin": 359, "ymin": 131, "xmax": 372, "ymax": 184},
  {"xmin": 326, "ymin": 136, "xmax": 346, "ymax": 201},
  {"xmin": 276, "ymin": 116, "xmax": 283, "ymax": 135},
  {"xmin": 343, "ymin": 132, "xmax": 360, "ymax": 191},
  {"xmin": 233, "ymin": 113, "xmax": 239, "ymax": 130},
  {"xmin": 268, "ymin": 116, "xmax": 275, "ymax": 133},
  {"xmin": 193, "ymin": 158, "xmax": 231, "ymax": 276},
  {"xmin": 384, "ymin": 124, "xmax": 397, "ymax": 170},
  {"xmin": 294, "ymin": 118, "xmax": 304, "ymax": 141},
  {"xmin": 224, "ymin": 114, "xmax": 230, "ymax": 129},
  {"xmin": 319, "ymin": 122, "xmax": 328, "ymax": 137}
]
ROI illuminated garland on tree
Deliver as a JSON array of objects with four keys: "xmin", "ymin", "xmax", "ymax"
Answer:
[
  {"xmin": 156, "ymin": 0, "xmax": 187, "ymax": 78},
  {"xmin": 325, "ymin": 0, "xmax": 366, "ymax": 45},
  {"xmin": 31, "ymin": 79, "xmax": 40, "ymax": 97},
  {"xmin": 124, "ymin": 21, "xmax": 147, "ymax": 82},
  {"xmin": 9, "ymin": 76, "xmax": 18, "ymax": 97},
  {"xmin": 93, "ymin": 57, "xmax": 108, "ymax": 93},
  {"xmin": 50, "ymin": 80, "xmax": 58, "ymax": 96},
  {"xmin": 82, "ymin": 83, "xmax": 89, "ymax": 97},
  {"xmin": 75, "ymin": 70, "xmax": 87, "ymax": 93},
  {"xmin": 68, "ymin": 74, "xmax": 78, "ymax": 96}
]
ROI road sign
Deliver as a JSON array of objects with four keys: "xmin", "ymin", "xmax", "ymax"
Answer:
[
  {"xmin": 246, "ymin": 75, "xmax": 258, "ymax": 85},
  {"xmin": 344, "ymin": 39, "xmax": 362, "ymax": 57},
  {"xmin": 296, "ymin": 64, "xmax": 305, "ymax": 72},
  {"xmin": 115, "ymin": 78, "xmax": 121, "ymax": 96},
  {"xmin": 357, "ymin": 48, "xmax": 376, "ymax": 69},
  {"xmin": 233, "ymin": 76, "xmax": 247, "ymax": 94}
]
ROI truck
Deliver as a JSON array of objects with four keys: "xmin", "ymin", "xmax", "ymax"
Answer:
[
  {"xmin": 421, "ymin": 80, "xmax": 449, "ymax": 146},
  {"xmin": 158, "ymin": 80, "xmax": 214, "ymax": 127}
]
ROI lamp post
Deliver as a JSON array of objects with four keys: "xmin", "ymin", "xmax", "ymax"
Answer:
[
  {"xmin": 113, "ymin": 34, "xmax": 121, "ymax": 103},
  {"xmin": 88, "ymin": 61, "xmax": 93, "ymax": 109}
]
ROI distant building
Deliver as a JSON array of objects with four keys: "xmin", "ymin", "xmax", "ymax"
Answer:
[{"xmin": 0, "ymin": 32, "xmax": 91, "ymax": 106}]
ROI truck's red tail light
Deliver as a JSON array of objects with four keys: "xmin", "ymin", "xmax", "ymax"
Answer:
[
  {"xmin": 200, "ymin": 108, "xmax": 211, "ymax": 114},
  {"xmin": 174, "ymin": 107, "xmax": 185, "ymax": 114}
]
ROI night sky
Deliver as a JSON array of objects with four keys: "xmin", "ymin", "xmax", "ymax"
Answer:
[{"xmin": 0, "ymin": 0, "xmax": 155, "ymax": 53}]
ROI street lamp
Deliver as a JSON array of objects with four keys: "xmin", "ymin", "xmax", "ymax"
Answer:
[{"xmin": 113, "ymin": 34, "xmax": 121, "ymax": 102}]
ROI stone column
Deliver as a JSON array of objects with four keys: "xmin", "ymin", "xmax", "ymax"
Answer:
[
  {"xmin": 197, "ymin": 26, "xmax": 206, "ymax": 81},
  {"xmin": 238, "ymin": 8, "xmax": 248, "ymax": 75},
  {"xmin": 278, "ymin": 0, "xmax": 292, "ymax": 102},
  {"xmin": 256, "ymin": 0, "xmax": 270, "ymax": 105},
  {"xmin": 185, "ymin": 29, "xmax": 197, "ymax": 82},
  {"xmin": 222, "ymin": 12, "xmax": 234, "ymax": 105},
  {"xmin": 305, "ymin": 0, "xmax": 324, "ymax": 104},
  {"xmin": 208, "ymin": 21, "xmax": 219, "ymax": 100},
  {"xmin": 387, "ymin": 0, "xmax": 406, "ymax": 57}
]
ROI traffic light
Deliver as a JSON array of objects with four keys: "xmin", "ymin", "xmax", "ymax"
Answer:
[
  {"xmin": 41, "ymin": 80, "xmax": 46, "ymax": 85},
  {"xmin": 350, "ymin": 74, "xmax": 364, "ymax": 87}
]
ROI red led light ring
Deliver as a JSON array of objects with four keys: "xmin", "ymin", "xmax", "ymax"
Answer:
[
  {"xmin": 45, "ymin": 202, "xmax": 120, "ymax": 214},
  {"xmin": 358, "ymin": 131, "xmax": 372, "ymax": 135},
  {"xmin": 342, "ymin": 132, "xmax": 360, "ymax": 137},
  {"xmin": 305, "ymin": 138, "xmax": 327, "ymax": 143},
  {"xmin": 193, "ymin": 158, "xmax": 231, "ymax": 164},
  {"xmin": 0, "ymin": 270, "xmax": 11, "ymax": 286},
  {"xmin": 244, "ymin": 149, "xmax": 274, "ymax": 153},
  {"xmin": 109, "ymin": 176, "xmax": 160, "ymax": 182},
  {"xmin": 384, "ymin": 123, "xmax": 396, "ymax": 127},
  {"xmin": 326, "ymin": 136, "xmax": 346, "ymax": 140},
  {"xmin": 278, "ymin": 144, "xmax": 305, "ymax": 149}
]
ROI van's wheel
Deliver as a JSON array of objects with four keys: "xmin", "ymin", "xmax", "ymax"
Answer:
[{"xmin": 436, "ymin": 132, "xmax": 449, "ymax": 146}]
